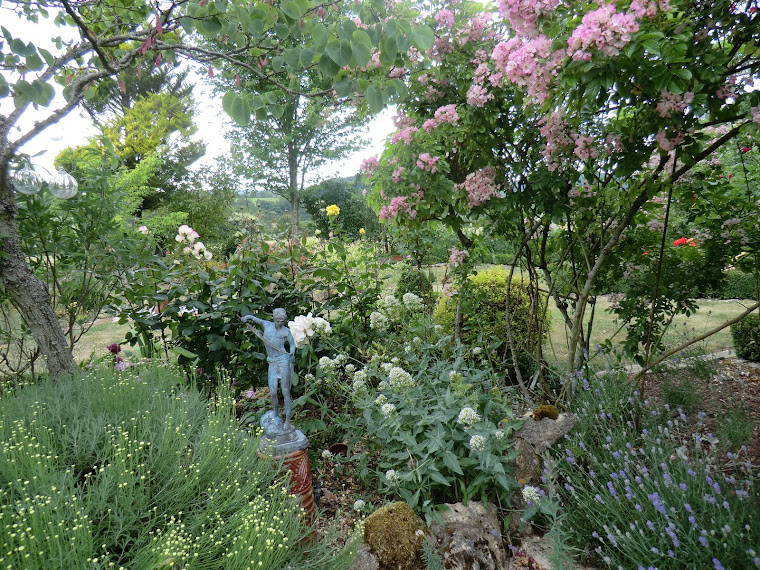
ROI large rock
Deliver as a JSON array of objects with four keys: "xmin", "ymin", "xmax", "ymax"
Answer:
[
  {"xmin": 511, "ymin": 412, "xmax": 577, "ymax": 485},
  {"xmin": 429, "ymin": 501, "xmax": 507, "ymax": 570}
]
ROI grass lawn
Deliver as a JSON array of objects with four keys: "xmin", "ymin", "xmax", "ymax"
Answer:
[
  {"xmin": 72, "ymin": 319, "xmax": 131, "ymax": 363},
  {"xmin": 544, "ymin": 296, "xmax": 751, "ymax": 367}
]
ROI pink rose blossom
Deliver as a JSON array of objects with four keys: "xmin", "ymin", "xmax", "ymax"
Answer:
[
  {"xmin": 390, "ymin": 126, "xmax": 418, "ymax": 145},
  {"xmin": 434, "ymin": 8, "xmax": 455, "ymax": 28},
  {"xmin": 449, "ymin": 247, "xmax": 469, "ymax": 265},
  {"xmin": 457, "ymin": 166, "xmax": 501, "ymax": 207},
  {"xmin": 391, "ymin": 167, "xmax": 406, "ymax": 183},
  {"xmin": 434, "ymin": 104, "xmax": 459, "ymax": 125},
  {"xmin": 360, "ymin": 156, "xmax": 379, "ymax": 175},
  {"xmin": 467, "ymin": 83, "xmax": 494, "ymax": 107},
  {"xmin": 567, "ymin": 5, "xmax": 639, "ymax": 61},
  {"xmin": 416, "ymin": 153, "xmax": 440, "ymax": 173}
]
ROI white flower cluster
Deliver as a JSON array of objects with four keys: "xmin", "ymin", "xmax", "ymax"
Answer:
[
  {"xmin": 374, "ymin": 394, "xmax": 387, "ymax": 406},
  {"xmin": 321, "ymin": 449, "xmax": 333, "ymax": 460},
  {"xmin": 380, "ymin": 294, "xmax": 403, "ymax": 321},
  {"xmin": 402, "ymin": 292, "xmax": 424, "ymax": 312},
  {"xmin": 457, "ymin": 407, "xmax": 481, "ymax": 426},
  {"xmin": 352, "ymin": 369, "xmax": 368, "ymax": 393},
  {"xmin": 288, "ymin": 313, "xmax": 331, "ymax": 348},
  {"xmin": 469, "ymin": 434, "xmax": 486, "ymax": 451},
  {"xmin": 369, "ymin": 311, "xmax": 389, "ymax": 332},
  {"xmin": 385, "ymin": 469, "xmax": 401, "ymax": 485},
  {"xmin": 175, "ymin": 224, "xmax": 212, "ymax": 260},
  {"xmin": 177, "ymin": 305, "xmax": 199, "ymax": 317},
  {"xmin": 353, "ymin": 499, "xmax": 366, "ymax": 511},
  {"xmin": 388, "ymin": 366, "xmax": 414, "ymax": 389},
  {"xmin": 522, "ymin": 485, "xmax": 542, "ymax": 504},
  {"xmin": 381, "ymin": 402, "xmax": 396, "ymax": 417},
  {"xmin": 318, "ymin": 356, "xmax": 337, "ymax": 372},
  {"xmin": 494, "ymin": 430, "xmax": 505, "ymax": 440}
]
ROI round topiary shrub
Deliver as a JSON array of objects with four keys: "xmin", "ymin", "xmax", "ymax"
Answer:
[
  {"xmin": 731, "ymin": 314, "xmax": 760, "ymax": 362},
  {"xmin": 395, "ymin": 263, "xmax": 434, "ymax": 302},
  {"xmin": 433, "ymin": 267, "xmax": 548, "ymax": 365}
]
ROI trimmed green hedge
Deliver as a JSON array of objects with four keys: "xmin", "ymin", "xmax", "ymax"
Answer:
[{"xmin": 731, "ymin": 314, "xmax": 760, "ymax": 362}]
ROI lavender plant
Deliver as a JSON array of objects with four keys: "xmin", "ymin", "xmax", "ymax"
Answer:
[{"xmin": 552, "ymin": 374, "xmax": 759, "ymax": 569}]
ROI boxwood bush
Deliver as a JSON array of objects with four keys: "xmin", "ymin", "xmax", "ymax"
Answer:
[{"xmin": 731, "ymin": 313, "xmax": 760, "ymax": 362}]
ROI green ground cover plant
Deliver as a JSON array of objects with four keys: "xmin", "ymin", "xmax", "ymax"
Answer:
[{"xmin": 0, "ymin": 364, "xmax": 356, "ymax": 569}]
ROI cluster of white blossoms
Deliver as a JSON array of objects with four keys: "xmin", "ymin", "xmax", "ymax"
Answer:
[
  {"xmin": 469, "ymin": 434, "xmax": 486, "ymax": 451},
  {"xmin": 522, "ymin": 485, "xmax": 542, "ymax": 504},
  {"xmin": 401, "ymin": 292, "xmax": 424, "ymax": 312},
  {"xmin": 175, "ymin": 224, "xmax": 212, "ymax": 260},
  {"xmin": 318, "ymin": 356, "xmax": 338, "ymax": 372},
  {"xmin": 369, "ymin": 311, "xmax": 390, "ymax": 332},
  {"xmin": 381, "ymin": 402, "xmax": 396, "ymax": 417},
  {"xmin": 374, "ymin": 394, "xmax": 388, "ymax": 406},
  {"xmin": 457, "ymin": 407, "xmax": 482, "ymax": 426},
  {"xmin": 287, "ymin": 313, "xmax": 331, "ymax": 348},
  {"xmin": 352, "ymin": 499, "xmax": 366, "ymax": 511},
  {"xmin": 388, "ymin": 366, "xmax": 414, "ymax": 389},
  {"xmin": 385, "ymin": 469, "xmax": 401, "ymax": 485},
  {"xmin": 352, "ymin": 369, "xmax": 368, "ymax": 393}
]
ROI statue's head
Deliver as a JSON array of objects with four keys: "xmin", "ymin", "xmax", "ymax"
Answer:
[{"xmin": 272, "ymin": 308, "xmax": 287, "ymax": 325}]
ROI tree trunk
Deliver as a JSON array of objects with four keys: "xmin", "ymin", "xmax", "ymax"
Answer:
[
  {"xmin": 288, "ymin": 142, "xmax": 300, "ymax": 233},
  {"xmin": 0, "ymin": 166, "xmax": 76, "ymax": 378}
]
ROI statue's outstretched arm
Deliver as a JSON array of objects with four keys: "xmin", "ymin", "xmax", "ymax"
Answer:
[{"xmin": 241, "ymin": 314, "xmax": 266, "ymax": 326}]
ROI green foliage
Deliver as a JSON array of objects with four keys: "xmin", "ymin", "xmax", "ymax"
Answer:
[
  {"xmin": 552, "ymin": 374, "xmax": 760, "ymax": 569},
  {"xmin": 302, "ymin": 178, "xmax": 380, "ymax": 239},
  {"xmin": 706, "ymin": 270, "xmax": 759, "ymax": 300},
  {"xmin": 660, "ymin": 377, "xmax": 701, "ymax": 413},
  {"xmin": 0, "ymin": 364, "xmax": 357, "ymax": 569},
  {"xmin": 433, "ymin": 267, "xmax": 548, "ymax": 365},
  {"xmin": 730, "ymin": 314, "xmax": 760, "ymax": 362},
  {"xmin": 350, "ymin": 331, "xmax": 521, "ymax": 522},
  {"xmin": 395, "ymin": 263, "xmax": 434, "ymax": 302},
  {"xmin": 716, "ymin": 408, "xmax": 755, "ymax": 451}
]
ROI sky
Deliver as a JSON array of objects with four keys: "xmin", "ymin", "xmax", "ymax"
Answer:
[{"xmin": 2, "ymin": 8, "xmax": 395, "ymax": 186}]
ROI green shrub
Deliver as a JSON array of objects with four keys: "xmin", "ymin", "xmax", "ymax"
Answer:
[
  {"xmin": 350, "ymin": 338, "xmax": 521, "ymax": 523},
  {"xmin": 433, "ymin": 267, "xmax": 548, "ymax": 364},
  {"xmin": 0, "ymin": 364, "xmax": 356, "ymax": 569},
  {"xmin": 730, "ymin": 313, "xmax": 760, "ymax": 362},
  {"xmin": 708, "ymin": 270, "xmax": 758, "ymax": 300},
  {"xmin": 395, "ymin": 263, "xmax": 434, "ymax": 301}
]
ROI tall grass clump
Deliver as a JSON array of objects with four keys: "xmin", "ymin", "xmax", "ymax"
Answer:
[
  {"xmin": 0, "ymin": 364, "xmax": 357, "ymax": 569},
  {"xmin": 551, "ymin": 372, "xmax": 760, "ymax": 569}
]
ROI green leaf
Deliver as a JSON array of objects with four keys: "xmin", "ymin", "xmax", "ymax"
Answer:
[
  {"xmin": 284, "ymin": 47, "xmax": 301, "ymax": 68},
  {"xmin": 379, "ymin": 36, "xmax": 397, "ymax": 66},
  {"xmin": 34, "ymin": 81, "xmax": 54, "ymax": 106},
  {"xmin": 37, "ymin": 48, "xmax": 54, "ymax": 67},
  {"xmin": 249, "ymin": 18, "xmax": 264, "ymax": 36},
  {"xmin": 442, "ymin": 451, "xmax": 463, "ymax": 475},
  {"xmin": 300, "ymin": 47, "xmax": 315, "ymax": 67},
  {"xmin": 672, "ymin": 68, "xmax": 692, "ymax": 81},
  {"xmin": 25, "ymin": 52, "xmax": 43, "ymax": 71},
  {"xmin": 275, "ymin": 23, "xmax": 290, "ymax": 39},
  {"xmin": 411, "ymin": 23, "xmax": 435, "ymax": 52},
  {"xmin": 222, "ymin": 91, "xmax": 251, "ymax": 126},
  {"xmin": 352, "ymin": 29, "xmax": 372, "ymax": 48},
  {"xmin": 326, "ymin": 40, "xmax": 352, "ymax": 67},
  {"xmin": 0, "ymin": 76, "xmax": 7, "ymax": 98},
  {"xmin": 318, "ymin": 55, "xmax": 341, "ymax": 78},
  {"xmin": 281, "ymin": 0, "xmax": 303, "ymax": 20},
  {"xmin": 198, "ymin": 16, "xmax": 223, "ymax": 36},
  {"xmin": 334, "ymin": 77, "xmax": 352, "ymax": 98},
  {"xmin": 642, "ymin": 39, "xmax": 660, "ymax": 55},
  {"xmin": 352, "ymin": 43, "xmax": 371, "ymax": 68},
  {"xmin": 172, "ymin": 346, "xmax": 198, "ymax": 359},
  {"xmin": 428, "ymin": 469, "xmax": 451, "ymax": 487},
  {"xmin": 366, "ymin": 84, "xmax": 384, "ymax": 113},
  {"xmin": 214, "ymin": 0, "xmax": 228, "ymax": 11},
  {"xmin": 312, "ymin": 23, "xmax": 328, "ymax": 48}
]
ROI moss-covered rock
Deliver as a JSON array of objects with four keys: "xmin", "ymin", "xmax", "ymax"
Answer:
[
  {"xmin": 532, "ymin": 404, "xmax": 559, "ymax": 421},
  {"xmin": 363, "ymin": 502, "xmax": 427, "ymax": 570}
]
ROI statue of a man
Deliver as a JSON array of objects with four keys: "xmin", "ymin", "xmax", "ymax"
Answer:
[{"xmin": 241, "ymin": 308, "xmax": 296, "ymax": 432}]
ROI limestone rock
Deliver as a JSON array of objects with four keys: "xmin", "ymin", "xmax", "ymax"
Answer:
[
  {"xmin": 516, "ymin": 413, "xmax": 578, "ymax": 452},
  {"xmin": 351, "ymin": 544, "xmax": 380, "ymax": 570},
  {"xmin": 429, "ymin": 501, "xmax": 507, "ymax": 570}
]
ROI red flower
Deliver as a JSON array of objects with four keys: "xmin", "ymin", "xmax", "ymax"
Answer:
[
  {"xmin": 741, "ymin": 146, "xmax": 751, "ymax": 153},
  {"xmin": 673, "ymin": 237, "xmax": 689, "ymax": 247}
]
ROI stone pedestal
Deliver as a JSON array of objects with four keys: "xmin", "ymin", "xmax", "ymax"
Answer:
[{"xmin": 257, "ymin": 413, "xmax": 315, "ymax": 524}]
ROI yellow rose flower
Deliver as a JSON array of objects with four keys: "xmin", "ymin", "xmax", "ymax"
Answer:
[
  {"xmin": 325, "ymin": 204, "xmax": 340, "ymax": 217},
  {"xmin": 359, "ymin": 228, "xmax": 366, "ymax": 235}
]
